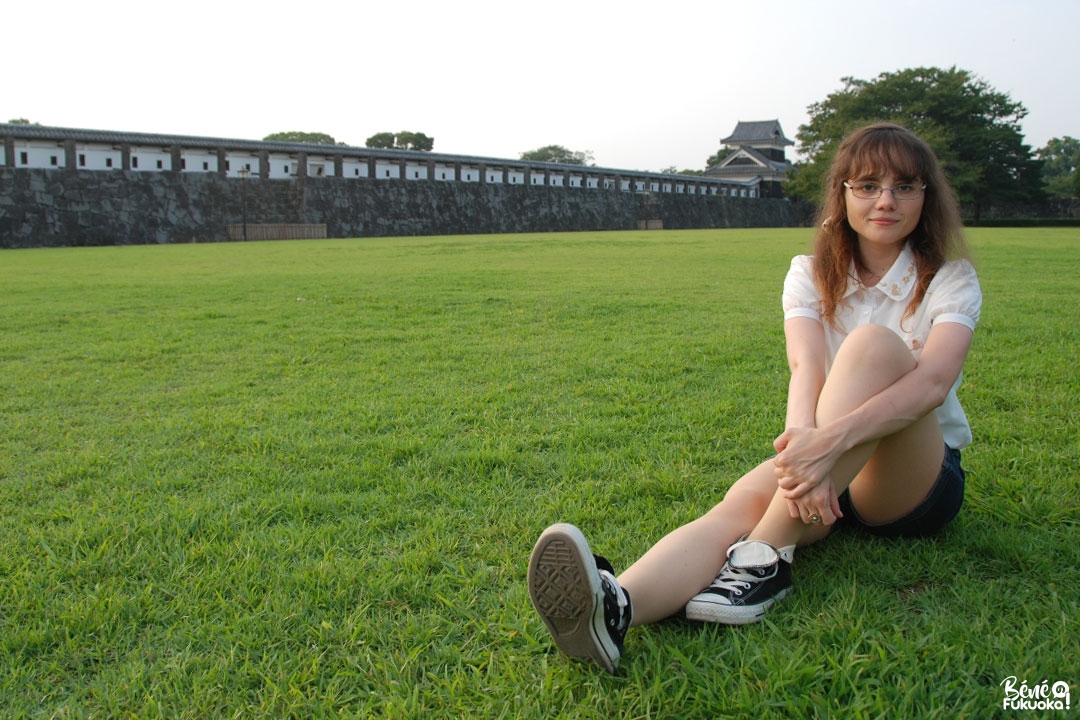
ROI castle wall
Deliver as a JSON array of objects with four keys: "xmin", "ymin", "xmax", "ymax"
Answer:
[{"xmin": 0, "ymin": 168, "xmax": 795, "ymax": 248}]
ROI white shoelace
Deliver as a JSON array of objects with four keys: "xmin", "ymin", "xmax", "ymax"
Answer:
[{"xmin": 707, "ymin": 566, "xmax": 773, "ymax": 596}]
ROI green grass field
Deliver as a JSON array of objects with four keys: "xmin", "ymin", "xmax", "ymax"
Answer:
[{"xmin": 1, "ymin": 228, "xmax": 1077, "ymax": 718}]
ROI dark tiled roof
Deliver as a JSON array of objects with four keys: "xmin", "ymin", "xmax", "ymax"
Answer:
[
  {"xmin": 720, "ymin": 120, "xmax": 793, "ymax": 147},
  {"xmin": 704, "ymin": 147, "xmax": 789, "ymax": 179},
  {"xmin": 1, "ymin": 123, "xmax": 455, "ymax": 161},
  {"xmin": 728, "ymin": 146, "xmax": 789, "ymax": 170},
  {"xmin": 0, "ymin": 123, "xmax": 756, "ymax": 184}
]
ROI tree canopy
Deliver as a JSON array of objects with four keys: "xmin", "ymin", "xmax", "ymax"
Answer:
[
  {"xmin": 365, "ymin": 131, "xmax": 434, "ymax": 151},
  {"xmin": 263, "ymin": 131, "xmax": 341, "ymax": 145},
  {"xmin": 705, "ymin": 147, "xmax": 734, "ymax": 169},
  {"xmin": 519, "ymin": 145, "xmax": 594, "ymax": 166},
  {"xmin": 660, "ymin": 166, "xmax": 704, "ymax": 176},
  {"xmin": 787, "ymin": 67, "xmax": 1044, "ymax": 216},
  {"xmin": 1037, "ymin": 136, "xmax": 1079, "ymax": 199}
]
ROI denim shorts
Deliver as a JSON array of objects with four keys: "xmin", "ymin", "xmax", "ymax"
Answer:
[{"xmin": 835, "ymin": 444, "xmax": 965, "ymax": 539}]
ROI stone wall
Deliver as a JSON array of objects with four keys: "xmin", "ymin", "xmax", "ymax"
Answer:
[
  {"xmin": 0, "ymin": 168, "xmax": 795, "ymax": 248},
  {"xmin": 962, "ymin": 199, "xmax": 1080, "ymax": 223}
]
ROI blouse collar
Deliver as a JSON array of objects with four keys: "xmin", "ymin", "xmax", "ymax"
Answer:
[{"xmin": 844, "ymin": 243, "xmax": 917, "ymax": 300}]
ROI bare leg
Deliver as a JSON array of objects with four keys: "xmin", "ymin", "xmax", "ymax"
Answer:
[
  {"xmin": 749, "ymin": 324, "xmax": 945, "ymax": 549},
  {"xmin": 617, "ymin": 460, "xmax": 776, "ymax": 625},
  {"xmin": 621, "ymin": 324, "xmax": 945, "ymax": 626}
]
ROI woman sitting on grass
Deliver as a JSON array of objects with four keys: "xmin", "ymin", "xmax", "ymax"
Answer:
[{"xmin": 527, "ymin": 122, "xmax": 982, "ymax": 674}]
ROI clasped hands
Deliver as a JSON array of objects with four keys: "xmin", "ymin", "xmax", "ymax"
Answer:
[{"xmin": 772, "ymin": 426, "xmax": 845, "ymax": 526}]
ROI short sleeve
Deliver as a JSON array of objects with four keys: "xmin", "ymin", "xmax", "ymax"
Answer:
[
  {"xmin": 782, "ymin": 255, "xmax": 822, "ymax": 321},
  {"xmin": 925, "ymin": 259, "xmax": 982, "ymax": 331}
]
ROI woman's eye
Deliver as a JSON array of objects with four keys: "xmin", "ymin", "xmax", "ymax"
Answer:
[
  {"xmin": 896, "ymin": 184, "xmax": 916, "ymax": 193},
  {"xmin": 859, "ymin": 183, "xmax": 880, "ymax": 193}
]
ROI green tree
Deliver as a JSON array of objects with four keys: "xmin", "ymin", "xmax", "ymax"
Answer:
[
  {"xmin": 365, "ymin": 131, "xmax": 434, "ymax": 151},
  {"xmin": 394, "ymin": 131, "xmax": 434, "ymax": 151},
  {"xmin": 263, "ymin": 131, "xmax": 341, "ymax": 145},
  {"xmin": 788, "ymin": 67, "xmax": 1044, "ymax": 220},
  {"xmin": 365, "ymin": 132, "xmax": 396, "ymax": 149},
  {"xmin": 520, "ymin": 145, "xmax": 594, "ymax": 165},
  {"xmin": 705, "ymin": 147, "xmax": 734, "ymax": 169},
  {"xmin": 1037, "ymin": 136, "xmax": 1080, "ymax": 199},
  {"xmin": 8, "ymin": 118, "xmax": 34, "ymax": 125},
  {"xmin": 660, "ymin": 166, "xmax": 704, "ymax": 176}
]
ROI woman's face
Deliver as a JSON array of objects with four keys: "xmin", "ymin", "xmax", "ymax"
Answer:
[{"xmin": 844, "ymin": 173, "xmax": 924, "ymax": 252}]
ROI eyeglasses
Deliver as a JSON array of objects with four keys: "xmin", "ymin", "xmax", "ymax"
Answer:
[{"xmin": 844, "ymin": 181, "xmax": 926, "ymax": 201}]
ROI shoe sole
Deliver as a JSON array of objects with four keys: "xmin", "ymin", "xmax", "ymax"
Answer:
[
  {"xmin": 527, "ymin": 523, "xmax": 619, "ymax": 673},
  {"xmin": 684, "ymin": 587, "xmax": 793, "ymax": 625}
]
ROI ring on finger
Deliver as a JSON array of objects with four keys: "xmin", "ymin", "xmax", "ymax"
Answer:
[{"xmin": 809, "ymin": 513, "xmax": 822, "ymax": 525}]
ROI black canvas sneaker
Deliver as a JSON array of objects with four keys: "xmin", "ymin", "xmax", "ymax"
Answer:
[
  {"xmin": 527, "ymin": 523, "xmax": 632, "ymax": 674},
  {"xmin": 684, "ymin": 538, "xmax": 795, "ymax": 625}
]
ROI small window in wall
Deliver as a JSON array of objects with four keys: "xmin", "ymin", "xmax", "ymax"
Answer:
[
  {"xmin": 132, "ymin": 156, "xmax": 138, "ymax": 168},
  {"xmin": 441, "ymin": 172, "xmax": 447, "ymax": 180},
  {"xmin": 244, "ymin": 163, "xmax": 251, "ymax": 171},
  {"xmin": 156, "ymin": 159, "xmax": 163, "ymax": 169},
  {"xmin": 181, "ymin": 158, "xmax": 187, "ymax": 169},
  {"xmin": 79, "ymin": 154, "xmax": 87, "ymax": 167},
  {"xmin": 385, "ymin": 170, "xmax": 391, "ymax": 177},
  {"xmin": 106, "ymin": 158, "xmax": 113, "ymax": 168},
  {"xmin": 355, "ymin": 168, "xmax": 360, "ymax": 176},
  {"xmin": 51, "ymin": 156, "xmax": 58, "ymax": 166},
  {"xmin": 225, "ymin": 160, "xmax": 231, "ymax": 171},
  {"xmin": 19, "ymin": 151, "xmax": 28, "ymax": 165},
  {"xmin": 202, "ymin": 161, "xmax": 209, "ymax": 171}
]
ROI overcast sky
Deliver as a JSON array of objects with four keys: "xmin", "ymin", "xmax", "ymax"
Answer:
[{"xmin": 5, "ymin": 0, "xmax": 1077, "ymax": 171}]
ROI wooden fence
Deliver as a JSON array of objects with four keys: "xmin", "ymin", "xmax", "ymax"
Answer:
[{"xmin": 225, "ymin": 224, "xmax": 327, "ymax": 241}]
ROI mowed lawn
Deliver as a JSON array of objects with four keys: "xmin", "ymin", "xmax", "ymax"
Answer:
[{"xmin": 0, "ymin": 228, "xmax": 1076, "ymax": 718}]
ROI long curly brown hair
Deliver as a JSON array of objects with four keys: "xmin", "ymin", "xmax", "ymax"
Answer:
[{"xmin": 811, "ymin": 123, "xmax": 969, "ymax": 328}]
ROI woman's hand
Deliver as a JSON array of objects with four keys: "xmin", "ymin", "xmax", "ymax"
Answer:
[
  {"xmin": 785, "ymin": 476, "xmax": 844, "ymax": 526},
  {"xmin": 772, "ymin": 426, "xmax": 844, "ymax": 500},
  {"xmin": 774, "ymin": 426, "xmax": 845, "ymax": 525}
]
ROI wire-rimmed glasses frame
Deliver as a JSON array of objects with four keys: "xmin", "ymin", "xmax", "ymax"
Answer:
[{"xmin": 843, "ymin": 180, "xmax": 927, "ymax": 201}]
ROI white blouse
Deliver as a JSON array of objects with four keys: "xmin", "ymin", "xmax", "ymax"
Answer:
[{"xmin": 782, "ymin": 243, "xmax": 982, "ymax": 449}]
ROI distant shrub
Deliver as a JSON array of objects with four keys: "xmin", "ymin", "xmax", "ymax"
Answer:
[{"xmin": 967, "ymin": 217, "xmax": 1080, "ymax": 227}]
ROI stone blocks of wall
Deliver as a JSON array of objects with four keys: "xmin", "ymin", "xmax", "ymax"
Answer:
[{"xmin": 0, "ymin": 169, "xmax": 795, "ymax": 248}]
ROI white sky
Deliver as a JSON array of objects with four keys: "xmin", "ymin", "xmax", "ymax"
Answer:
[{"xmin": 5, "ymin": 0, "xmax": 1077, "ymax": 172}]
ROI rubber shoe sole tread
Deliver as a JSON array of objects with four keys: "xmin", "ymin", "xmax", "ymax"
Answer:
[
  {"xmin": 684, "ymin": 585, "xmax": 793, "ymax": 624},
  {"xmin": 527, "ymin": 523, "xmax": 620, "ymax": 674}
]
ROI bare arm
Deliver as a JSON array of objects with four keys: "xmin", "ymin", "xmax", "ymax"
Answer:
[
  {"xmin": 782, "ymin": 316, "xmax": 828, "ymax": 431},
  {"xmin": 818, "ymin": 321, "xmax": 971, "ymax": 455},
  {"xmin": 776, "ymin": 316, "xmax": 831, "ymax": 519},
  {"xmin": 777, "ymin": 321, "xmax": 974, "ymax": 501}
]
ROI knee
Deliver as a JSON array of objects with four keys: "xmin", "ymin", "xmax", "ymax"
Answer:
[
  {"xmin": 841, "ymin": 323, "xmax": 906, "ymax": 351},
  {"xmin": 835, "ymin": 324, "xmax": 913, "ymax": 370}
]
